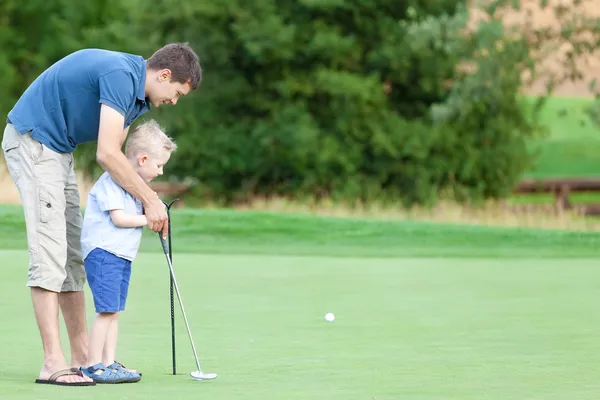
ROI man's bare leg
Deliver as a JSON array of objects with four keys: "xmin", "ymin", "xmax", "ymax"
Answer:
[
  {"xmin": 58, "ymin": 290, "xmax": 89, "ymax": 368},
  {"xmin": 32, "ymin": 287, "xmax": 93, "ymax": 383}
]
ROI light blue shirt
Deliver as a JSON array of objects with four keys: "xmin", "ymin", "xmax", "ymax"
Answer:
[{"xmin": 81, "ymin": 172, "xmax": 144, "ymax": 262}]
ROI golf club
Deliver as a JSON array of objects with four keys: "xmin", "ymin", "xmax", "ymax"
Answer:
[
  {"xmin": 163, "ymin": 199, "xmax": 177, "ymax": 376},
  {"xmin": 159, "ymin": 233, "xmax": 217, "ymax": 381}
]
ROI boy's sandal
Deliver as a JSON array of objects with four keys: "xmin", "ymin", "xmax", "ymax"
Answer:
[
  {"xmin": 80, "ymin": 363, "xmax": 128, "ymax": 384},
  {"xmin": 35, "ymin": 367, "xmax": 96, "ymax": 386},
  {"xmin": 107, "ymin": 362, "xmax": 141, "ymax": 383},
  {"xmin": 114, "ymin": 360, "xmax": 142, "ymax": 377}
]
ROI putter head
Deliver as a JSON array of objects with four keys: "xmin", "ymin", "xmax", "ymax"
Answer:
[{"xmin": 191, "ymin": 371, "xmax": 217, "ymax": 381}]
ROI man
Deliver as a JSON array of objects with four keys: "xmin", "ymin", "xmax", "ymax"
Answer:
[{"xmin": 1, "ymin": 43, "xmax": 202, "ymax": 386}]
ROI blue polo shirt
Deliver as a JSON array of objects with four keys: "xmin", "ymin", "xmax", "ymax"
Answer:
[{"xmin": 7, "ymin": 48, "xmax": 151, "ymax": 153}]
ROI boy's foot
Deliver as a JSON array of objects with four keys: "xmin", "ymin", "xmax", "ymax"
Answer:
[
  {"xmin": 80, "ymin": 363, "xmax": 128, "ymax": 384},
  {"xmin": 112, "ymin": 360, "xmax": 142, "ymax": 377},
  {"xmin": 107, "ymin": 362, "xmax": 141, "ymax": 383}
]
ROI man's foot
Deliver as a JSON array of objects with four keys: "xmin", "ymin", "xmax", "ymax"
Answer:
[
  {"xmin": 37, "ymin": 364, "xmax": 95, "ymax": 385},
  {"xmin": 71, "ymin": 357, "xmax": 88, "ymax": 370}
]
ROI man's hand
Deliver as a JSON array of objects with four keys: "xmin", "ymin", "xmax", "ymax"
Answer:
[
  {"xmin": 144, "ymin": 195, "xmax": 169, "ymax": 239},
  {"xmin": 96, "ymin": 104, "xmax": 165, "ymax": 235}
]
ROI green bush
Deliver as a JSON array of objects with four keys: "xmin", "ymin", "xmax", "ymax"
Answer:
[
  {"xmin": 3, "ymin": 0, "xmax": 600, "ymax": 207},
  {"xmin": 141, "ymin": 0, "xmax": 545, "ymax": 206},
  {"xmin": 0, "ymin": 0, "xmax": 144, "ymax": 119}
]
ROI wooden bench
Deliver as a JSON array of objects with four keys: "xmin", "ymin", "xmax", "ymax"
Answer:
[
  {"xmin": 514, "ymin": 177, "xmax": 600, "ymax": 216},
  {"xmin": 149, "ymin": 182, "xmax": 191, "ymax": 208}
]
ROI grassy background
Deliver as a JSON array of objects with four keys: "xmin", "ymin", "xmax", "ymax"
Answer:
[
  {"xmin": 0, "ymin": 205, "xmax": 599, "ymax": 258},
  {"xmin": 508, "ymin": 96, "xmax": 600, "ymax": 207},
  {"xmin": 1, "ymin": 95, "xmax": 600, "ymax": 399},
  {"xmin": 524, "ymin": 96, "xmax": 600, "ymax": 179},
  {"xmin": 2, "ymin": 206, "xmax": 600, "ymax": 399}
]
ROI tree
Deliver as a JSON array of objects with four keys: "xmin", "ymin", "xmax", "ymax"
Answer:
[
  {"xmin": 4, "ymin": 0, "xmax": 599, "ymax": 207},
  {"xmin": 134, "ymin": 0, "xmax": 545, "ymax": 205}
]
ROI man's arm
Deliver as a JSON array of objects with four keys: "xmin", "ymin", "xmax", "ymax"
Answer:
[
  {"xmin": 96, "ymin": 105, "xmax": 154, "ymax": 203},
  {"xmin": 96, "ymin": 104, "xmax": 168, "ymax": 237},
  {"xmin": 109, "ymin": 209, "xmax": 148, "ymax": 228}
]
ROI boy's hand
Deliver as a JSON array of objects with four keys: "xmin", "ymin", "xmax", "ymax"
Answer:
[{"xmin": 144, "ymin": 196, "xmax": 168, "ymax": 239}]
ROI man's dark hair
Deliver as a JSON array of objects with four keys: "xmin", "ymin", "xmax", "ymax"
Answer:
[{"xmin": 148, "ymin": 43, "xmax": 202, "ymax": 89}]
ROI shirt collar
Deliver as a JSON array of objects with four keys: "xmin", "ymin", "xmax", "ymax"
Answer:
[{"xmin": 138, "ymin": 59, "xmax": 148, "ymax": 102}]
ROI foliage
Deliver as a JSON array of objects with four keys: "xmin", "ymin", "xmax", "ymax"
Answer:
[
  {"xmin": 2, "ymin": 0, "xmax": 600, "ymax": 206},
  {"xmin": 141, "ymin": 0, "xmax": 539, "ymax": 205}
]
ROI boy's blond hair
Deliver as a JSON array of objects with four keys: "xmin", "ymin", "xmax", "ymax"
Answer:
[{"xmin": 125, "ymin": 119, "xmax": 177, "ymax": 159}]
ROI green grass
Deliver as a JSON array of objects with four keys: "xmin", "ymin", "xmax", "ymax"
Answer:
[
  {"xmin": 523, "ymin": 96, "xmax": 600, "ymax": 180},
  {"xmin": 506, "ymin": 96, "xmax": 600, "ymax": 206},
  {"xmin": 510, "ymin": 192, "xmax": 600, "ymax": 205},
  {"xmin": 2, "ymin": 206, "xmax": 600, "ymax": 399},
  {"xmin": 1, "ymin": 205, "xmax": 600, "ymax": 258}
]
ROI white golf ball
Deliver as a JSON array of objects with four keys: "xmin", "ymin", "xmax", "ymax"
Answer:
[{"xmin": 325, "ymin": 312, "xmax": 335, "ymax": 322}]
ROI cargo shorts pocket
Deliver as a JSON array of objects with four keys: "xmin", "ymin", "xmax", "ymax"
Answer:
[
  {"xmin": 1, "ymin": 140, "xmax": 20, "ymax": 152},
  {"xmin": 2, "ymin": 140, "xmax": 22, "ymax": 183},
  {"xmin": 39, "ymin": 189, "xmax": 55, "ymax": 223}
]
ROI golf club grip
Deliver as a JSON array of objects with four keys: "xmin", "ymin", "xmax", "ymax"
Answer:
[{"xmin": 159, "ymin": 234, "xmax": 169, "ymax": 254}]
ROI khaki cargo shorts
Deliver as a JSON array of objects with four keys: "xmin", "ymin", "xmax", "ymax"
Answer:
[{"xmin": 1, "ymin": 123, "xmax": 86, "ymax": 292}]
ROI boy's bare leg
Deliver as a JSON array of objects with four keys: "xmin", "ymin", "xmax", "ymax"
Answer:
[
  {"xmin": 58, "ymin": 290, "xmax": 89, "ymax": 368},
  {"xmin": 103, "ymin": 318, "xmax": 138, "ymax": 374},
  {"xmin": 86, "ymin": 312, "xmax": 117, "ymax": 373},
  {"xmin": 102, "ymin": 317, "xmax": 118, "ymax": 367},
  {"xmin": 32, "ymin": 287, "xmax": 93, "ymax": 383}
]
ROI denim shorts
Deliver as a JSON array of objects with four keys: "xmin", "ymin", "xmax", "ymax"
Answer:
[{"xmin": 84, "ymin": 248, "xmax": 132, "ymax": 313}]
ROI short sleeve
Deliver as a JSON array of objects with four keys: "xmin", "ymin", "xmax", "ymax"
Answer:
[
  {"xmin": 91, "ymin": 175, "xmax": 127, "ymax": 212},
  {"xmin": 98, "ymin": 70, "xmax": 135, "ymax": 117}
]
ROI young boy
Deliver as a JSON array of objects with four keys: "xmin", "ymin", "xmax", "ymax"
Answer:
[{"xmin": 79, "ymin": 119, "xmax": 177, "ymax": 383}]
